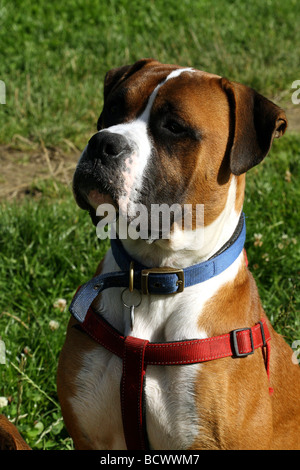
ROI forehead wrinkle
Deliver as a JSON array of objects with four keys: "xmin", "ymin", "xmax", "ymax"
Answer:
[{"xmin": 135, "ymin": 68, "xmax": 195, "ymax": 124}]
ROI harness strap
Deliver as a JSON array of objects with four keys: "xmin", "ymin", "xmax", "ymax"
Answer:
[
  {"xmin": 121, "ymin": 336, "xmax": 149, "ymax": 450},
  {"xmin": 77, "ymin": 307, "xmax": 271, "ymax": 450}
]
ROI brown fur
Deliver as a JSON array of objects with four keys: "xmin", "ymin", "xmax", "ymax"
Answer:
[
  {"xmin": 193, "ymin": 263, "xmax": 300, "ymax": 449},
  {"xmin": 57, "ymin": 316, "xmax": 100, "ymax": 450},
  {"xmin": 0, "ymin": 415, "xmax": 31, "ymax": 450}
]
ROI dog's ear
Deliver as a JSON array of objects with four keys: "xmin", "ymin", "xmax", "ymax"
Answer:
[
  {"xmin": 103, "ymin": 64, "xmax": 132, "ymax": 101},
  {"xmin": 103, "ymin": 58, "xmax": 157, "ymax": 100},
  {"xmin": 97, "ymin": 65, "xmax": 131, "ymax": 130},
  {"xmin": 221, "ymin": 78, "xmax": 287, "ymax": 175},
  {"xmin": 97, "ymin": 59, "xmax": 157, "ymax": 130}
]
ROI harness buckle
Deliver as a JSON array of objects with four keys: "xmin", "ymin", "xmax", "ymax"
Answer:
[
  {"xmin": 129, "ymin": 261, "xmax": 134, "ymax": 293},
  {"xmin": 232, "ymin": 327, "xmax": 254, "ymax": 357},
  {"xmin": 141, "ymin": 267, "xmax": 184, "ymax": 295}
]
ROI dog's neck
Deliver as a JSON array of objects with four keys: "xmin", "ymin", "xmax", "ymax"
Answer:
[{"xmin": 120, "ymin": 177, "xmax": 242, "ymax": 269}]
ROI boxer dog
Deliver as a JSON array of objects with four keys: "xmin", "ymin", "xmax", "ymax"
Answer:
[{"xmin": 57, "ymin": 59, "xmax": 300, "ymax": 450}]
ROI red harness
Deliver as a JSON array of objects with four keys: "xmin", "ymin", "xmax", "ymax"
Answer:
[{"xmin": 77, "ymin": 305, "xmax": 271, "ymax": 450}]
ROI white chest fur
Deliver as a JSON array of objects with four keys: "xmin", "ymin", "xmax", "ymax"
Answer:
[
  {"xmin": 68, "ymin": 173, "xmax": 242, "ymax": 449},
  {"xmin": 69, "ymin": 246, "xmax": 243, "ymax": 450}
]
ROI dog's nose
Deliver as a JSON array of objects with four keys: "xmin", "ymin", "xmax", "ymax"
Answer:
[{"xmin": 87, "ymin": 131, "xmax": 131, "ymax": 165}]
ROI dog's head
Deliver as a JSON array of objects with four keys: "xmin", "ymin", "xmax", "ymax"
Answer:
[{"xmin": 73, "ymin": 59, "xmax": 287, "ymax": 241}]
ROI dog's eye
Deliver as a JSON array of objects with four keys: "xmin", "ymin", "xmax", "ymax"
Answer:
[{"xmin": 163, "ymin": 120, "xmax": 186, "ymax": 135}]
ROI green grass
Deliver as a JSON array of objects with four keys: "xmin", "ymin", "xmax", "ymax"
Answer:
[
  {"xmin": 244, "ymin": 135, "xmax": 300, "ymax": 342},
  {"xmin": 0, "ymin": 0, "xmax": 299, "ymax": 148},
  {"xmin": 0, "ymin": 183, "xmax": 110, "ymax": 449},
  {"xmin": 0, "ymin": 0, "xmax": 299, "ymax": 450}
]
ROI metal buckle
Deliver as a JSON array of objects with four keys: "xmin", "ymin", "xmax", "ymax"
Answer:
[
  {"xmin": 232, "ymin": 327, "xmax": 254, "ymax": 357},
  {"xmin": 141, "ymin": 267, "xmax": 184, "ymax": 295},
  {"xmin": 129, "ymin": 261, "xmax": 134, "ymax": 293}
]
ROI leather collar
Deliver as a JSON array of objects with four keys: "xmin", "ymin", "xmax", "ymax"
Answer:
[{"xmin": 69, "ymin": 213, "xmax": 246, "ymax": 323}]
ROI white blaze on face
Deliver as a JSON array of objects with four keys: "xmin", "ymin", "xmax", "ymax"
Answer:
[
  {"xmin": 99, "ymin": 68, "xmax": 194, "ymax": 217},
  {"xmin": 119, "ymin": 152, "xmax": 138, "ymax": 215}
]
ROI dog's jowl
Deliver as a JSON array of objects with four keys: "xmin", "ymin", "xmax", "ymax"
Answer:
[{"xmin": 57, "ymin": 59, "xmax": 300, "ymax": 450}]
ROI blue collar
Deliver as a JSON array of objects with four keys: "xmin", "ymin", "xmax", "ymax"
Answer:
[{"xmin": 69, "ymin": 213, "xmax": 246, "ymax": 323}]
